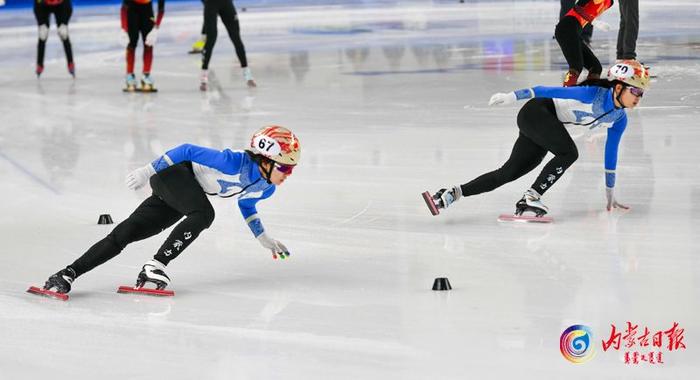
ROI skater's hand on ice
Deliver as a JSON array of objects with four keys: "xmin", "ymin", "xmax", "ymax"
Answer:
[
  {"xmin": 119, "ymin": 30, "xmax": 130, "ymax": 47},
  {"xmin": 606, "ymin": 187, "xmax": 630, "ymax": 211},
  {"xmin": 488, "ymin": 92, "xmax": 517, "ymax": 106},
  {"xmin": 125, "ymin": 164, "xmax": 156, "ymax": 191},
  {"xmin": 591, "ymin": 20, "xmax": 613, "ymax": 32},
  {"xmin": 145, "ymin": 28, "xmax": 158, "ymax": 46},
  {"xmin": 257, "ymin": 233, "xmax": 290, "ymax": 260}
]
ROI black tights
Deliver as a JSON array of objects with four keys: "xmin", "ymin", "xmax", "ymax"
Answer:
[
  {"xmin": 201, "ymin": 0, "xmax": 248, "ymax": 70},
  {"xmin": 460, "ymin": 98, "xmax": 579, "ymax": 197},
  {"xmin": 555, "ymin": 15, "xmax": 602, "ymax": 76},
  {"xmin": 34, "ymin": 1, "xmax": 73, "ymax": 67},
  {"xmin": 69, "ymin": 163, "xmax": 215, "ymax": 277}
]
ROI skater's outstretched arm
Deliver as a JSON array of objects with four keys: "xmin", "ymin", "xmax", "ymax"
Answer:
[
  {"xmin": 239, "ymin": 186, "xmax": 275, "ymax": 236},
  {"xmin": 126, "ymin": 144, "xmax": 244, "ymax": 190},
  {"xmin": 239, "ymin": 187, "xmax": 290, "ymax": 259},
  {"xmin": 151, "ymin": 144, "xmax": 244, "ymax": 174},
  {"xmin": 489, "ymin": 85, "xmax": 599, "ymax": 106},
  {"xmin": 604, "ymin": 117, "xmax": 629, "ymax": 210}
]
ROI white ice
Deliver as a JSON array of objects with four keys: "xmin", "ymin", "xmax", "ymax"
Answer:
[{"xmin": 1, "ymin": 1, "xmax": 699, "ymax": 379}]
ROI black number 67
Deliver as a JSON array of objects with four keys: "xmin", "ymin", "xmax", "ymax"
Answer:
[{"xmin": 258, "ymin": 138, "xmax": 276, "ymax": 152}]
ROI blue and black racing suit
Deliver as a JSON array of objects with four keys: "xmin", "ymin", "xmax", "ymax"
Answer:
[
  {"xmin": 460, "ymin": 84, "xmax": 626, "ymax": 198},
  {"xmin": 69, "ymin": 144, "xmax": 273, "ymax": 277}
]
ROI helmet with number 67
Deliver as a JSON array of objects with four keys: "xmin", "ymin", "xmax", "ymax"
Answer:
[
  {"xmin": 607, "ymin": 60, "xmax": 650, "ymax": 90},
  {"xmin": 249, "ymin": 125, "xmax": 301, "ymax": 165}
]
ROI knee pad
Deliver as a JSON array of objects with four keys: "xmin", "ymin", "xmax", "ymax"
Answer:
[
  {"xmin": 57, "ymin": 24, "xmax": 69, "ymax": 40},
  {"xmin": 38, "ymin": 25, "xmax": 49, "ymax": 41}
]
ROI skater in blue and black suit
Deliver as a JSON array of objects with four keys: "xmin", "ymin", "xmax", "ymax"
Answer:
[
  {"xmin": 34, "ymin": 126, "xmax": 300, "ymax": 298},
  {"xmin": 423, "ymin": 61, "xmax": 649, "ymax": 218}
]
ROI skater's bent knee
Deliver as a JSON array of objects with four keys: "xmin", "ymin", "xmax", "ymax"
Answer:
[
  {"xmin": 38, "ymin": 25, "xmax": 49, "ymax": 41},
  {"xmin": 559, "ymin": 147, "xmax": 579, "ymax": 164},
  {"xmin": 189, "ymin": 208, "xmax": 215, "ymax": 228},
  {"xmin": 57, "ymin": 24, "xmax": 69, "ymax": 40},
  {"xmin": 570, "ymin": 147, "xmax": 579, "ymax": 162}
]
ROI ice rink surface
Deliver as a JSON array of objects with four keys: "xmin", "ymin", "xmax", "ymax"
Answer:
[{"xmin": 1, "ymin": 1, "xmax": 699, "ymax": 379}]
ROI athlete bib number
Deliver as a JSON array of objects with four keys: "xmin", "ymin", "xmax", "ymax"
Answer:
[{"xmin": 254, "ymin": 136, "xmax": 281, "ymax": 156}]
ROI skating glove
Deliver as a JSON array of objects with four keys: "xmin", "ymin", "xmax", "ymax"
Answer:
[
  {"xmin": 257, "ymin": 233, "xmax": 290, "ymax": 260},
  {"xmin": 488, "ymin": 92, "xmax": 517, "ymax": 106},
  {"xmin": 591, "ymin": 20, "xmax": 613, "ymax": 32},
  {"xmin": 119, "ymin": 30, "xmax": 130, "ymax": 47},
  {"xmin": 145, "ymin": 28, "xmax": 158, "ymax": 47},
  {"xmin": 126, "ymin": 164, "xmax": 156, "ymax": 191},
  {"xmin": 606, "ymin": 187, "xmax": 629, "ymax": 211}
]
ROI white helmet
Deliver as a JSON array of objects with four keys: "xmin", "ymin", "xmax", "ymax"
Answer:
[
  {"xmin": 607, "ymin": 60, "xmax": 650, "ymax": 90},
  {"xmin": 249, "ymin": 125, "xmax": 301, "ymax": 166}
]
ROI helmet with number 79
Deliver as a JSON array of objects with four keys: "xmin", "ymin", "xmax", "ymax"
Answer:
[
  {"xmin": 607, "ymin": 60, "xmax": 650, "ymax": 90},
  {"xmin": 249, "ymin": 125, "xmax": 301, "ymax": 166}
]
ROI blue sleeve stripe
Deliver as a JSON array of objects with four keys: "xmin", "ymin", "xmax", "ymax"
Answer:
[
  {"xmin": 514, "ymin": 88, "xmax": 534, "ymax": 100},
  {"xmin": 605, "ymin": 170, "xmax": 616, "ymax": 188},
  {"xmin": 151, "ymin": 155, "xmax": 172, "ymax": 172},
  {"xmin": 245, "ymin": 214, "xmax": 265, "ymax": 237}
]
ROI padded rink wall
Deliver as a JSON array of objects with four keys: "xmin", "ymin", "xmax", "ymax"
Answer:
[
  {"xmin": 1, "ymin": 0, "xmax": 194, "ymax": 8},
  {"xmin": 1, "ymin": 0, "xmax": 392, "ymax": 9},
  {"xmin": 0, "ymin": 0, "xmax": 544, "ymax": 10}
]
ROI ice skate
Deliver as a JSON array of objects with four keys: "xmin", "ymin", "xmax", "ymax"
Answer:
[
  {"xmin": 199, "ymin": 70, "xmax": 208, "ymax": 92},
  {"xmin": 243, "ymin": 67, "xmax": 257, "ymax": 88},
  {"xmin": 27, "ymin": 267, "xmax": 77, "ymax": 301},
  {"xmin": 515, "ymin": 189, "xmax": 549, "ymax": 217},
  {"xmin": 123, "ymin": 73, "xmax": 137, "ymax": 92},
  {"xmin": 136, "ymin": 259, "xmax": 170, "ymax": 289},
  {"xmin": 67, "ymin": 62, "xmax": 75, "ymax": 78},
  {"xmin": 498, "ymin": 190, "xmax": 552, "ymax": 223},
  {"xmin": 139, "ymin": 73, "xmax": 157, "ymax": 92},
  {"xmin": 421, "ymin": 185, "xmax": 461, "ymax": 216},
  {"xmin": 36, "ymin": 64, "xmax": 44, "ymax": 78},
  {"xmin": 117, "ymin": 259, "xmax": 174, "ymax": 296},
  {"xmin": 563, "ymin": 69, "xmax": 579, "ymax": 87},
  {"xmin": 189, "ymin": 38, "xmax": 205, "ymax": 54}
]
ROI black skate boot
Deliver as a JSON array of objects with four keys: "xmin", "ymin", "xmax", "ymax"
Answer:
[
  {"xmin": 44, "ymin": 267, "xmax": 77, "ymax": 294},
  {"xmin": 135, "ymin": 259, "xmax": 170, "ymax": 290},
  {"xmin": 515, "ymin": 189, "xmax": 549, "ymax": 217},
  {"xmin": 422, "ymin": 185, "xmax": 461, "ymax": 216}
]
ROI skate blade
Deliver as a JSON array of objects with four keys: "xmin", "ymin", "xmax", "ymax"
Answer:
[
  {"xmin": 136, "ymin": 87, "xmax": 158, "ymax": 93},
  {"xmin": 498, "ymin": 214, "xmax": 553, "ymax": 223},
  {"xmin": 188, "ymin": 49, "xmax": 203, "ymax": 54},
  {"xmin": 421, "ymin": 191, "xmax": 439, "ymax": 216},
  {"xmin": 27, "ymin": 286, "xmax": 69, "ymax": 301},
  {"xmin": 117, "ymin": 286, "xmax": 174, "ymax": 297},
  {"xmin": 123, "ymin": 87, "xmax": 137, "ymax": 93}
]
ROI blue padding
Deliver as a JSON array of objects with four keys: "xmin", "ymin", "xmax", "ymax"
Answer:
[{"xmin": 605, "ymin": 172, "xmax": 616, "ymax": 188}]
